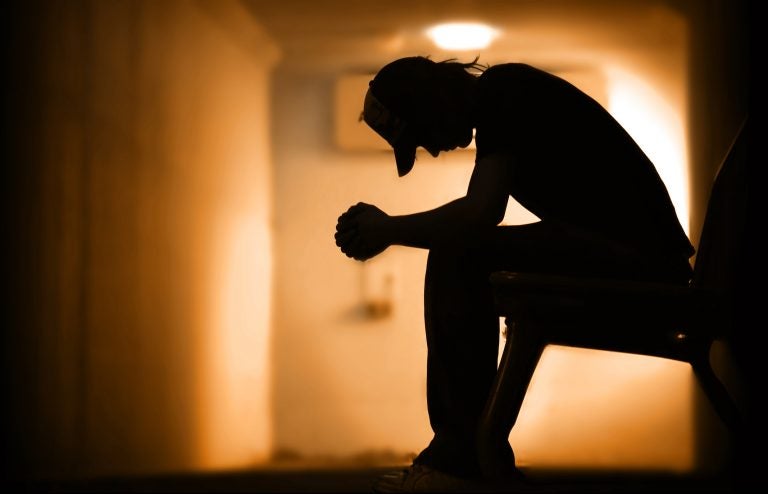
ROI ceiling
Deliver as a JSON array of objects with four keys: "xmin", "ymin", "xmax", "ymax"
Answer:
[{"xmin": 242, "ymin": 0, "xmax": 692, "ymax": 73}]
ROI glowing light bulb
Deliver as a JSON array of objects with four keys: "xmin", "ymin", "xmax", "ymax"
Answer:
[{"xmin": 426, "ymin": 22, "xmax": 498, "ymax": 51}]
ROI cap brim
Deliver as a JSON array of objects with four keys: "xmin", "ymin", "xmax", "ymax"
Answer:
[{"xmin": 394, "ymin": 145, "xmax": 416, "ymax": 177}]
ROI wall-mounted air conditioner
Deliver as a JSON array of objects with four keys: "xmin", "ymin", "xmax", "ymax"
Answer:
[{"xmin": 333, "ymin": 73, "xmax": 385, "ymax": 151}]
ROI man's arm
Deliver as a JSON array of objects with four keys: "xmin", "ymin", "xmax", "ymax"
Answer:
[
  {"xmin": 336, "ymin": 152, "xmax": 512, "ymax": 260},
  {"xmin": 387, "ymin": 151, "xmax": 512, "ymax": 248}
]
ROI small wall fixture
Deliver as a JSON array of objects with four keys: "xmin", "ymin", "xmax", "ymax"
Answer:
[{"xmin": 426, "ymin": 22, "xmax": 498, "ymax": 51}]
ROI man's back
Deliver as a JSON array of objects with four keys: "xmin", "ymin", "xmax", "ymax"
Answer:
[{"xmin": 475, "ymin": 63, "xmax": 694, "ymax": 275}]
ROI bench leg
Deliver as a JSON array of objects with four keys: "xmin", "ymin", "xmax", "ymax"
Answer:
[
  {"xmin": 477, "ymin": 318, "xmax": 545, "ymax": 478},
  {"xmin": 692, "ymin": 354, "xmax": 742, "ymax": 435}
]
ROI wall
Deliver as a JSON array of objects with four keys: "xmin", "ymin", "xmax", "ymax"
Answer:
[{"xmin": 3, "ymin": 0, "xmax": 279, "ymax": 483}]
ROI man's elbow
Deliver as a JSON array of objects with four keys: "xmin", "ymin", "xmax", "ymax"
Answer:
[
  {"xmin": 467, "ymin": 201, "xmax": 505, "ymax": 228},
  {"xmin": 484, "ymin": 208, "xmax": 506, "ymax": 227},
  {"xmin": 495, "ymin": 211, "xmax": 507, "ymax": 226},
  {"xmin": 485, "ymin": 195, "xmax": 510, "ymax": 225}
]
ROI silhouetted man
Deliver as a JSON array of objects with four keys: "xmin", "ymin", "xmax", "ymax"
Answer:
[{"xmin": 335, "ymin": 56, "xmax": 693, "ymax": 493}]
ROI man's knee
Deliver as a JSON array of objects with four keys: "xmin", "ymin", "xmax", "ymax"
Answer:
[{"xmin": 427, "ymin": 236, "xmax": 489, "ymax": 280}]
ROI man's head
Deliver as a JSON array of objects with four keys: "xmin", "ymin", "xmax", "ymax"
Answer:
[{"xmin": 362, "ymin": 56, "xmax": 482, "ymax": 176}]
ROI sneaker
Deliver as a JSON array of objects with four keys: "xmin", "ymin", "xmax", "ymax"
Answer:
[{"xmin": 372, "ymin": 463, "xmax": 483, "ymax": 493}]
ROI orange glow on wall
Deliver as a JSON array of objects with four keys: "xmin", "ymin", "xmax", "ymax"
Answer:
[
  {"xmin": 191, "ymin": 9, "xmax": 279, "ymax": 467},
  {"xmin": 608, "ymin": 68, "xmax": 690, "ymax": 234},
  {"xmin": 201, "ymin": 214, "xmax": 274, "ymax": 468},
  {"xmin": 510, "ymin": 346, "xmax": 694, "ymax": 472}
]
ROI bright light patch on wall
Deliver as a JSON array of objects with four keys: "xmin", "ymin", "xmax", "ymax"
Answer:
[
  {"xmin": 607, "ymin": 68, "xmax": 690, "ymax": 234},
  {"xmin": 426, "ymin": 22, "xmax": 498, "ymax": 51},
  {"xmin": 200, "ymin": 214, "xmax": 273, "ymax": 468},
  {"xmin": 510, "ymin": 345, "xmax": 694, "ymax": 471}
]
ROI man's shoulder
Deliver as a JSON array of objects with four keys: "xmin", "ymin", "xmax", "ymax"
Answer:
[
  {"xmin": 479, "ymin": 63, "xmax": 555, "ymax": 94},
  {"xmin": 481, "ymin": 62, "xmax": 545, "ymax": 79}
]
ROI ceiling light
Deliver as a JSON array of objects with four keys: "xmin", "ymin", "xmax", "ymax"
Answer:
[{"xmin": 426, "ymin": 22, "xmax": 498, "ymax": 51}]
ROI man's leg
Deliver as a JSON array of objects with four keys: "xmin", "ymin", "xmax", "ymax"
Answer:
[
  {"xmin": 411, "ymin": 221, "xmax": 644, "ymax": 478},
  {"xmin": 414, "ymin": 238, "xmax": 505, "ymax": 478},
  {"xmin": 398, "ymin": 220, "xmax": 681, "ymax": 485}
]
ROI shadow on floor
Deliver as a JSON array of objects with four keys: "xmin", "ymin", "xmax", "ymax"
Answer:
[{"xmin": 27, "ymin": 465, "xmax": 738, "ymax": 493}]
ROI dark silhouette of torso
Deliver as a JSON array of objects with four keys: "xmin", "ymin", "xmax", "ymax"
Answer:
[{"xmin": 476, "ymin": 64, "xmax": 694, "ymax": 270}]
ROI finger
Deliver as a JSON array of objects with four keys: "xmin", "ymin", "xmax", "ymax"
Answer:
[
  {"xmin": 336, "ymin": 218, "xmax": 357, "ymax": 233},
  {"xmin": 335, "ymin": 229, "xmax": 356, "ymax": 247},
  {"xmin": 354, "ymin": 245, "xmax": 376, "ymax": 262},
  {"xmin": 357, "ymin": 244, "xmax": 379, "ymax": 262},
  {"xmin": 345, "ymin": 203, "xmax": 369, "ymax": 217},
  {"xmin": 343, "ymin": 236, "xmax": 365, "ymax": 258}
]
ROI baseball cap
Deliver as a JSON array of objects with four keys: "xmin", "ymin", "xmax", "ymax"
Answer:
[
  {"xmin": 362, "ymin": 87, "xmax": 415, "ymax": 176},
  {"xmin": 362, "ymin": 57, "xmax": 436, "ymax": 177}
]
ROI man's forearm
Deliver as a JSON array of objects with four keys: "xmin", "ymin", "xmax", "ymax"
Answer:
[{"xmin": 382, "ymin": 197, "xmax": 493, "ymax": 249}]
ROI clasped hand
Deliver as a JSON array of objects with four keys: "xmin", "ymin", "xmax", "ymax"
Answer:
[{"xmin": 335, "ymin": 202, "xmax": 390, "ymax": 261}]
